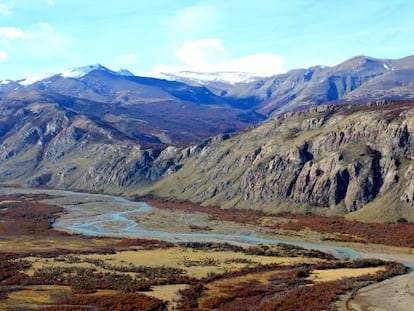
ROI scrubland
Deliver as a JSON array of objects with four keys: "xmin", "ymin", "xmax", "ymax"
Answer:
[{"xmin": 0, "ymin": 192, "xmax": 411, "ymax": 310}]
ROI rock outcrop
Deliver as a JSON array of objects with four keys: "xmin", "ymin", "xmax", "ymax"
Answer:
[{"xmin": 147, "ymin": 101, "xmax": 414, "ymax": 220}]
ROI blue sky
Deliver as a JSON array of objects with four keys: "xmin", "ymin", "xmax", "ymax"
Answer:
[{"xmin": 1, "ymin": 0, "xmax": 414, "ymax": 80}]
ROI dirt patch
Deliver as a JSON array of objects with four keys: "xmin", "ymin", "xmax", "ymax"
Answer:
[{"xmin": 140, "ymin": 284, "xmax": 189, "ymax": 310}]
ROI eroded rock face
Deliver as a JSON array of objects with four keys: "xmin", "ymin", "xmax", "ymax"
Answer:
[
  {"xmin": 150, "ymin": 101, "xmax": 414, "ymax": 214},
  {"xmin": 401, "ymin": 164, "xmax": 414, "ymax": 204}
]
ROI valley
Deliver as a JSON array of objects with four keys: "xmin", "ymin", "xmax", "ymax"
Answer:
[
  {"xmin": 1, "ymin": 55, "xmax": 414, "ymax": 310},
  {"xmin": 2, "ymin": 0, "xmax": 414, "ymax": 308},
  {"xmin": 1, "ymin": 187, "xmax": 413, "ymax": 310},
  {"xmin": 1, "ymin": 57, "xmax": 414, "ymax": 220}
]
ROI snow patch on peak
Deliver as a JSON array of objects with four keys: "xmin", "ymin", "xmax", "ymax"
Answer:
[
  {"xmin": 15, "ymin": 65, "xmax": 135, "ymax": 86},
  {"xmin": 60, "ymin": 64, "xmax": 134, "ymax": 78},
  {"xmin": 117, "ymin": 68, "xmax": 134, "ymax": 76},
  {"xmin": 18, "ymin": 75, "xmax": 47, "ymax": 86},
  {"xmin": 0, "ymin": 79, "xmax": 11, "ymax": 85},
  {"xmin": 60, "ymin": 64, "xmax": 110, "ymax": 78},
  {"xmin": 155, "ymin": 71, "xmax": 265, "ymax": 85}
]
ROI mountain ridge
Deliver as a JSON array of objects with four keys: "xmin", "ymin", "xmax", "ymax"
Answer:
[
  {"xmin": 1, "ymin": 55, "xmax": 414, "ymax": 222},
  {"xmin": 223, "ymin": 55, "xmax": 414, "ymax": 115},
  {"xmin": 140, "ymin": 100, "xmax": 414, "ymax": 222}
]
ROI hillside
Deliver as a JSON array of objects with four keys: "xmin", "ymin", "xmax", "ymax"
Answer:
[
  {"xmin": 0, "ymin": 91, "xmax": 183, "ymax": 192},
  {"xmin": 142, "ymin": 100, "xmax": 414, "ymax": 222}
]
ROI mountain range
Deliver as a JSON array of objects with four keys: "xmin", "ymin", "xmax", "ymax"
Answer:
[
  {"xmin": 3, "ymin": 55, "xmax": 414, "ymax": 115},
  {"xmin": 1, "ymin": 55, "xmax": 413, "ymax": 221},
  {"xmin": 1, "ymin": 66, "xmax": 266, "ymax": 146}
]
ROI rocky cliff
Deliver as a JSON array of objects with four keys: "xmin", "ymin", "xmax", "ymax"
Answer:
[{"xmin": 143, "ymin": 101, "xmax": 414, "ymax": 222}]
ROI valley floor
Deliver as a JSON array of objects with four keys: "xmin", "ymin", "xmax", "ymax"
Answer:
[{"xmin": 0, "ymin": 186, "xmax": 413, "ymax": 310}]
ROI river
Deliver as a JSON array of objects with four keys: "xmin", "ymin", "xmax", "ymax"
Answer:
[
  {"xmin": 2, "ymin": 187, "xmax": 414, "ymax": 310},
  {"xmin": 61, "ymin": 200, "xmax": 361, "ymax": 260}
]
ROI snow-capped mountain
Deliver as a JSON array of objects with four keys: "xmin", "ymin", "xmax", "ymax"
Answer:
[
  {"xmin": 155, "ymin": 71, "xmax": 266, "ymax": 85},
  {"xmin": 16, "ymin": 64, "xmax": 134, "ymax": 86},
  {"xmin": 60, "ymin": 64, "xmax": 134, "ymax": 78},
  {"xmin": 11, "ymin": 65, "xmax": 261, "ymax": 88}
]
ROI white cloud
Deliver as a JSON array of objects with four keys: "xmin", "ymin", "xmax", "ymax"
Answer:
[
  {"xmin": 0, "ymin": 21, "xmax": 76, "ymax": 80},
  {"xmin": 117, "ymin": 53, "xmax": 137, "ymax": 60},
  {"xmin": 0, "ymin": 2, "xmax": 13, "ymax": 16},
  {"xmin": 175, "ymin": 39, "xmax": 230, "ymax": 70},
  {"xmin": 25, "ymin": 22, "xmax": 69, "ymax": 59},
  {"xmin": 45, "ymin": 0, "xmax": 55, "ymax": 5},
  {"xmin": 149, "ymin": 38, "xmax": 285, "ymax": 76},
  {"xmin": 162, "ymin": 3, "xmax": 219, "ymax": 38},
  {"xmin": 0, "ymin": 49, "xmax": 8, "ymax": 61},
  {"xmin": 0, "ymin": 27, "xmax": 31, "ymax": 40},
  {"xmin": 0, "ymin": 21, "xmax": 72, "ymax": 74},
  {"xmin": 0, "ymin": 26, "xmax": 32, "ymax": 64}
]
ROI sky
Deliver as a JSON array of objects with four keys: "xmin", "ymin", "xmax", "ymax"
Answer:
[{"xmin": 0, "ymin": 0, "xmax": 414, "ymax": 80}]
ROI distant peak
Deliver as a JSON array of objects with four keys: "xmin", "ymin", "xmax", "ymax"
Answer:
[
  {"xmin": 13, "ymin": 65, "xmax": 135, "ymax": 86},
  {"xmin": 60, "ymin": 64, "xmax": 134, "ymax": 78},
  {"xmin": 0, "ymin": 79, "xmax": 12, "ymax": 85},
  {"xmin": 342, "ymin": 55, "xmax": 382, "ymax": 65},
  {"xmin": 155, "ymin": 71, "xmax": 265, "ymax": 84},
  {"xmin": 116, "ymin": 68, "xmax": 134, "ymax": 76},
  {"xmin": 60, "ymin": 64, "xmax": 111, "ymax": 78}
]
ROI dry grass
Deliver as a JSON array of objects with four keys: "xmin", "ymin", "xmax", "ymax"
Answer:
[
  {"xmin": 78, "ymin": 247, "xmax": 318, "ymax": 279},
  {"xmin": 141, "ymin": 284, "xmax": 189, "ymax": 310},
  {"xmin": 24, "ymin": 256, "xmax": 96, "ymax": 276},
  {"xmin": 308, "ymin": 266, "xmax": 387, "ymax": 283},
  {"xmin": 0, "ymin": 235, "xmax": 119, "ymax": 253},
  {"xmin": 0, "ymin": 285, "xmax": 71, "ymax": 309},
  {"xmin": 81, "ymin": 289, "xmax": 120, "ymax": 296}
]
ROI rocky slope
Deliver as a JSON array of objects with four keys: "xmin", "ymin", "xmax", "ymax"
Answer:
[
  {"xmin": 143, "ymin": 100, "xmax": 414, "ymax": 222},
  {"xmin": 0, "ymin": 91, "xmax": 186, "ymax": 192}
]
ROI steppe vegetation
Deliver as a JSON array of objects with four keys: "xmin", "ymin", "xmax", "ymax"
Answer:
[
  {"xmin": 0, "ymin": 192, "xmax": 410, "ymax": 310},
  {"xmin": 149, "ymin": 199, "xmax": 414, "ymax": 248}
]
